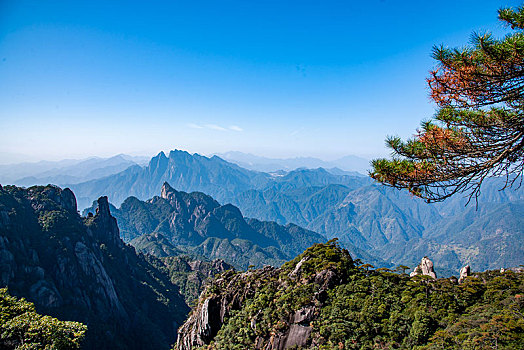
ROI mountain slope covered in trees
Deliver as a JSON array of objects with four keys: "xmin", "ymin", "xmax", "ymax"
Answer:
[
  {"xmin": 0, "ymin": 288, "xmax": 87, "ymax": 349},
  {"xmin": 177, "ymin": 241, "xmax": 524, "ymax": 350},
  {"xmin": 84, "ymin": 182, "xmax": 327, "ymax": 269},
  {"xmin": 0, "ymin": 184, "xmax": 189, "ymax": 350}
]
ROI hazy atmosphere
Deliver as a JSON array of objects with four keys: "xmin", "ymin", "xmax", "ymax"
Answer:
[{"xmin": 1, "ymin": 0, "xmax": 520, "ymax": 163}]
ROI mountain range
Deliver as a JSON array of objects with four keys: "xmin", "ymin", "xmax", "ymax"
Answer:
[
  {"xmin": 0, "ymin": 154, "xmax": 149, "ymax": 186},
  {"xmin": 3, "ymin": 149, "xmax": 523, "ymax": 275},
  {"xmin": 84, "ymin": 182, "xmax": 326, "ymax": 269},
  {"xmin": 213, "ymin": 151, "xmax": 370, "ymax": 174},
  {"xmin": 3, "ymin": 183, "xmax": 521, "ymax": 349},
  {"xmin": 70, "ymin": 150, "xmax": 523, "ymax": 275}
]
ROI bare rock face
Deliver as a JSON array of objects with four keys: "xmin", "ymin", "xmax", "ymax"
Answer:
[
  {"xmin": 90, "ymin": 196, "xmax": 123, "ymax": 248},
  {"xmin": 459, "ymin": 265, "xmax": 471, "ymax": 283},
  {"xmin": 176, "ymin": 296, "xmax": 223, "ymax": 349},
  {"xmin": 410, "ymin": 256, "xmax": 437, "ymax": 279},
  {"xmin": 177, "ymin": 267, "xmax": 276, "ymax": 349},
  {"xmin": 74, "ymin": 241, "xmax": 126, "ymax": 317}
]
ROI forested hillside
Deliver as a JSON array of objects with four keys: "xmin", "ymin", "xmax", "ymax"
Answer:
[
  {"xmin": 177, "ymin": 241, "xmax": 524, "ymax": 349},
  {"xmin": 0, "ymin": 288, "xmax": 86, "ymax": 349},
  {"xmin": 84, "ymin": 182, "xmax": 326, "ymax": 269},
  {"xmin": 0, "ymin": 184, "xmax": 189, "ymax": 349}
]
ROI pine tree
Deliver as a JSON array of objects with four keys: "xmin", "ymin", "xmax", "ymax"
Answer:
[{"xmin": 370, "ymin": 6, "xmax": 524, "ymax": 202}]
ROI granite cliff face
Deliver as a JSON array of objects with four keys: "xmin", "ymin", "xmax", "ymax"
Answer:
[{"xmin": 0, "ymin": 184, "xmax": 189, "ymax": 350}]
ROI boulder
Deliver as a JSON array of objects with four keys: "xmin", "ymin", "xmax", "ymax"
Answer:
[
  {"xmin": 458, "ymin": 265, "xmax": 470, "ymax": 283},
  {"xmin": 410, "ymin": 256, "xmax": 437, "ymax": 279}
]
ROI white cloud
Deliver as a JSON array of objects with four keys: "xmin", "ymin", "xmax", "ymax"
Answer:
[
  {"xmin": 229, "ymin": 125, "xmax": 243, "ymax": 132},
  {"xmin": 204, "ymin": 124, "xmax": 227, "ymax": 131}
]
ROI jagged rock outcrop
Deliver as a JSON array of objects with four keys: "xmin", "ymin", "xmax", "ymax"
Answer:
[
  {"xmin": 459, "ymin": 265, "xmax": 471, "ymax": 283},
  {"xmin": 90, "ymin": 196, "xmax": 123, "ymax": 247},
  {"xmin": 0, "ymin": 184, "xmax": 189, "ymax": 350},
  {"xmin": 177, "ymin": 242, "xmax": 355, "ymax": 350},
  {"xmin": 177, "ymin": 266, "xmax": 280, "ymax": 349},
  {"xmin": 178, "ymin": 264, "xmax": 322, "ymax": 350},
  {"xmin": 410, "ymin": 256, "xmax": 437, "ymax": 278}
]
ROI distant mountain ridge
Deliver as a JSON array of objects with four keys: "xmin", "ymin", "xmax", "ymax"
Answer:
[
  {"xmin": 11, "ymin": 149, "xmax": 523, "ymax": 275},
  {"xmin": 214, "ymin": 151, "xmax": 370, "ymax": 174},
  {"xmin": 70, "ymin": 150, "xmax": 365, "ymax": 210},
  {"xmin": 69, "ymin": 150, "xmax": 270, "ymax": 209},
  {"xmin": 0, "ymin": 154, "xmax": 149, "ymax": 186},
  {"xmin": 75, "ymin": 150, "xmax": 524, "ymax": 275},
  {"xmin": 232, "ymin": 177, "xmax": 524, "ymax": 275}
]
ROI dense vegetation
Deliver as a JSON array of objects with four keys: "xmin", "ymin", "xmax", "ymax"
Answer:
[
  {"xmin": 317, "ymin": 267, "xmax": 524, "ymax": 349},
  {"xmin": 180, "ymin": 241, "xmax": 524, "ymax": 349},
  {"xmin": 0, "ymin": 288, "xmax": 86, "ymax": 349}
]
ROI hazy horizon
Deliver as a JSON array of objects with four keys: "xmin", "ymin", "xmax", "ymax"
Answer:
[
  {"xmin": 1, "ymin": 1, "xmax": 520, "ymax": 164},
  {"xmin": 0, "ymin": 148, "xmax": 371, "ymax": 166}
]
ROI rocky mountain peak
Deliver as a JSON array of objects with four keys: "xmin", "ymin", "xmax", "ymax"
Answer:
[
  {"xmin": 147, "ymin": 151, "xmax": 168, "ymax": 174},
  {"xmin": 161, "ymin": 182, "xmax": 175, "ymax": 199},
  {"xmin": 57, "ymin": 187, "xmax": 77, "ymax": 213},
  {"xmin": 96, "ymin": 196, "xmax": 111, "ymax": 217},
  {"xmin": 90, "ymin": 196, "xmax": 122, "ymax": 247},
  {"xmin": 168, "ymin": 149, "xmax": 191, "ymax": 159},
  {"xmin": 37, "ymin": 185, "xmax": 78, "ymax": 213},
  {"xmin": 156, "ymin": 151, "xmax": 168, "ymax": 160}
]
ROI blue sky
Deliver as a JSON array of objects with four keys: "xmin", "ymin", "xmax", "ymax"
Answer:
[{"xmin": 0, "ymin": 0, "xmax": 521, "ymax": 163}]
